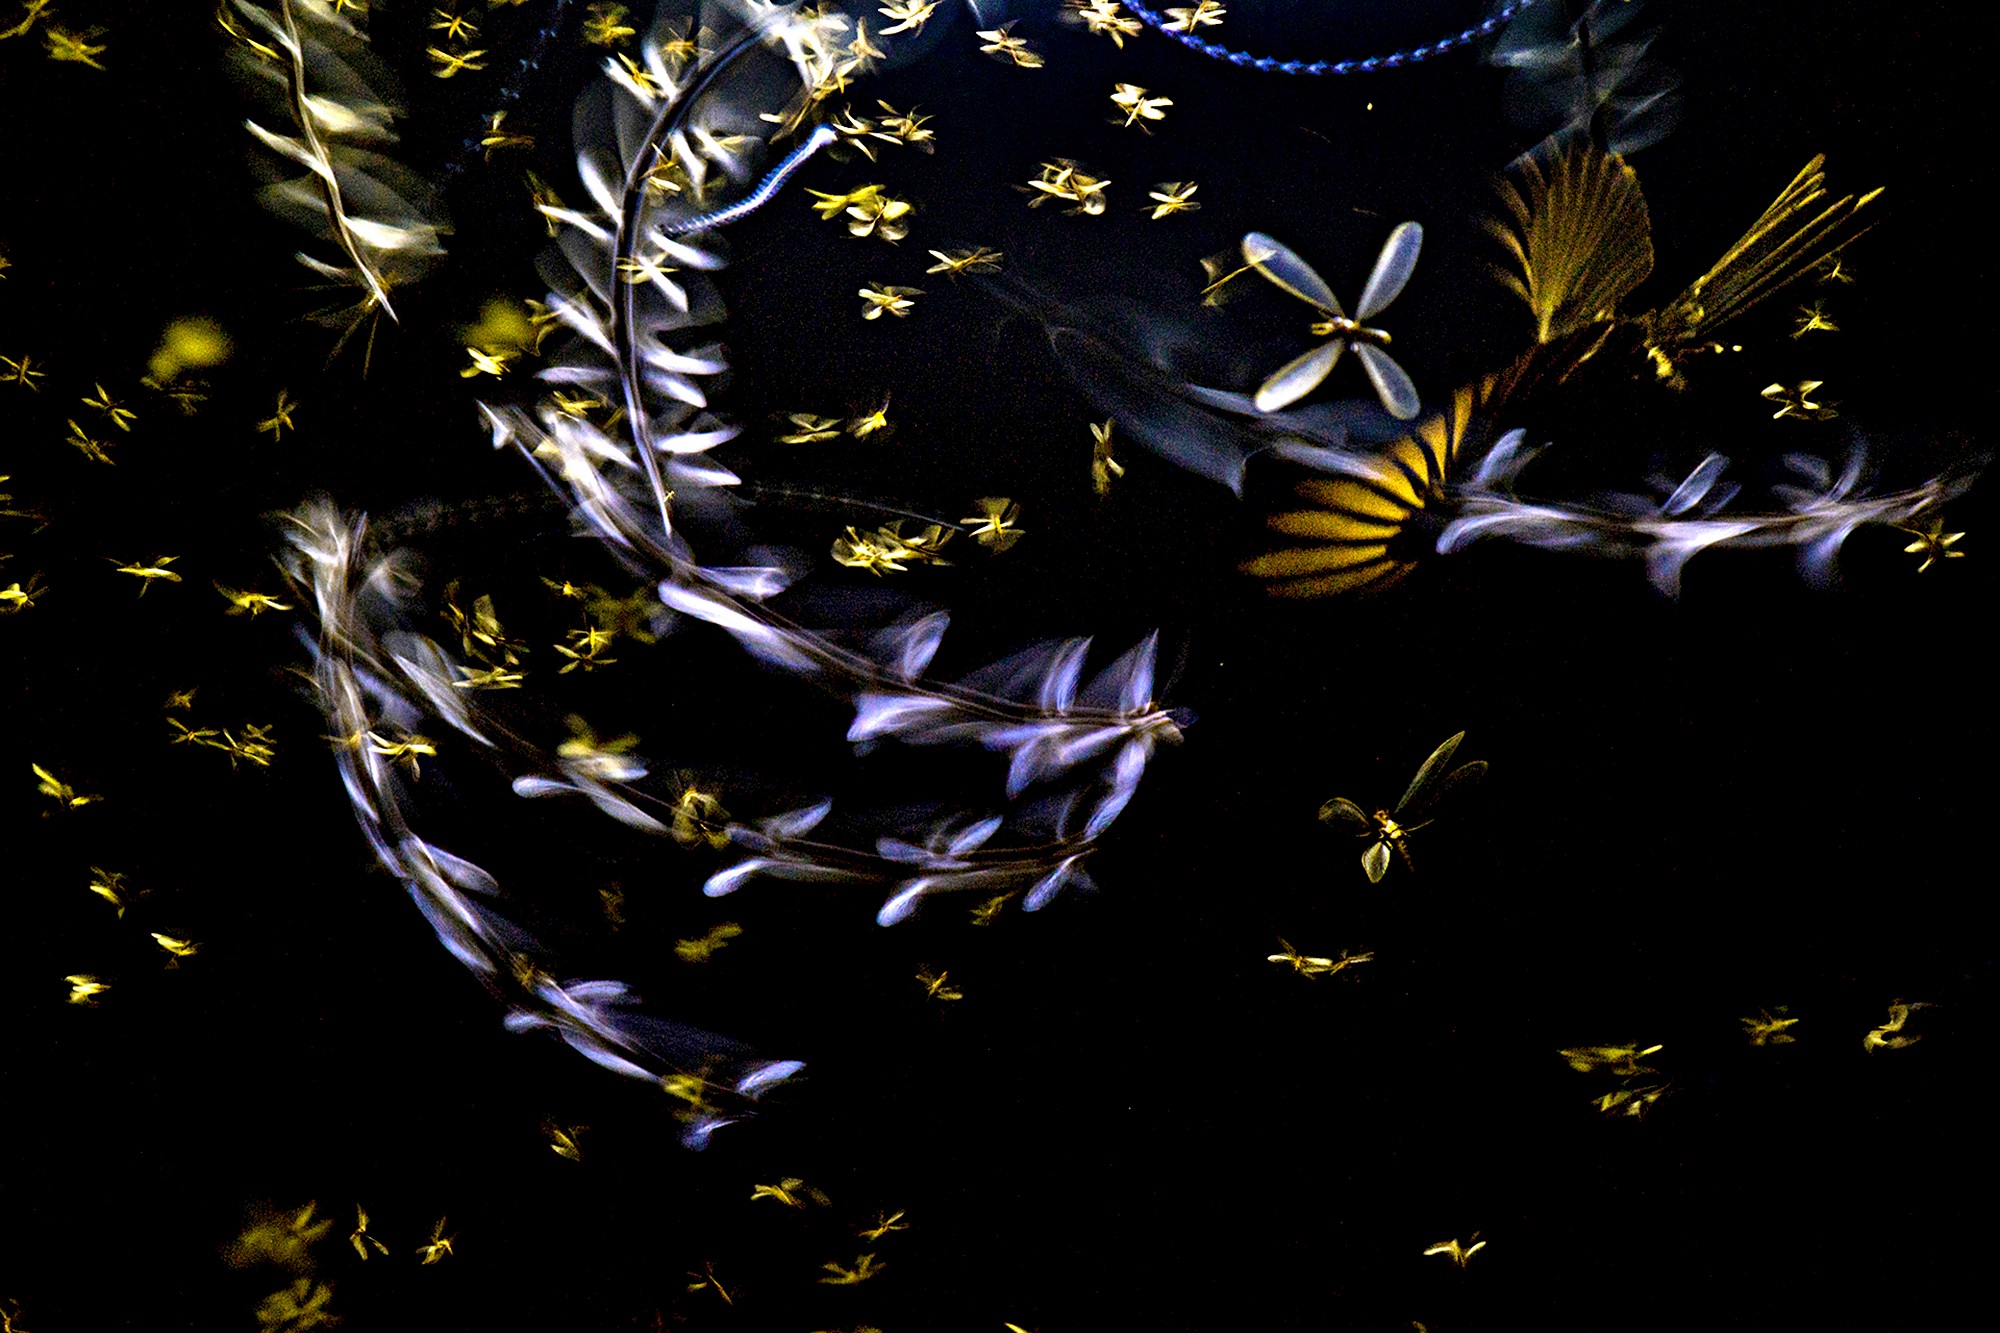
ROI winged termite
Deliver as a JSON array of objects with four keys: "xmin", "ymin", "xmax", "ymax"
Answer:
[
  {"xmin": 1243, "ymin": 225, "xmax": 1424, "ymax": 418},
  {"xmin": 1319, "ymin": 731, "xmax": 1486, "ymax": 882}
]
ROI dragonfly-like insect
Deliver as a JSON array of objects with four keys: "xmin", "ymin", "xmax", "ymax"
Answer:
[
  {"xmin": 1243, "ymin": 224, "xmax": 1424, "ymax": 418},
  {"xmin": 1319, "ymin": 730, "xmax": 1486, "ymax": 883}
]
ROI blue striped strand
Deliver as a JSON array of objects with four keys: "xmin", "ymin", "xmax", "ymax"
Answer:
[
  {"xmin": 660, "ymin": 124, "xmax": 841, "ymax": 236},
  {"xmin": 1121, "ymin": 0, "xmax": 1537, "ymax": 75}
]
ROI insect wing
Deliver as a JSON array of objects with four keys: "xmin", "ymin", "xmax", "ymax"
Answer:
[
  {"xmin": 1242, "ymin": 232, "xmax": 1343, "ymax": 314},
  {"xmin": 1354, "ymin": 341, "xmax": 1421, "ymax": 420},
  {"xmin": 1361, "ymin": 839, "xmax": 1392, "ymax": 883},
  {"xmin": 1254, "ymin": 339, "xmax": 1343, "ymax": 413},
  {"xmin": 1318, "ymin": 796, "xmax": 1372, "ymax": 830},
  {"xmin": 1395, "ymin": 732, "xmax": 1465, "ymax": 814},
  {"xmin": 1354, "ymin": 221, "xmax": 1423, "ymax": 320},
  {"xmin": 1401, "ymin": 759, "xmax": 1488, "ymax": 823}
]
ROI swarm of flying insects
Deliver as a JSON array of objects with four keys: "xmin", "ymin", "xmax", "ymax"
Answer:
[{"xmin": 1319, "ymin": 731, "xmax": 1487, "ymax": 882}]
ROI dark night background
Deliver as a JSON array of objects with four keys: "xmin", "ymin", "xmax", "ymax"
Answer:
[{"xmin": 0, "ymin": 2, "xmax": 1990, "ymax": 1330}]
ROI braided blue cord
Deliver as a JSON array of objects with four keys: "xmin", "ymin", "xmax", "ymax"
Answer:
[
  {"xmin": 661, "ymin": 124, "xmax": 841, "ymax": 236},
  {"xmin": 1121, "ymin": 0, "xmax": 1535, "ymax": 75}
]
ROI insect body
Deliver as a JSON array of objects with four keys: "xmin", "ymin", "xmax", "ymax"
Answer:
[
  {"xmin": 1243, "ymin": 223, "xmax": 1424, "ymax": 418},
  {"xmin": 1319, "ymin": 730, "xmax": 1486, "ymax": 882}
]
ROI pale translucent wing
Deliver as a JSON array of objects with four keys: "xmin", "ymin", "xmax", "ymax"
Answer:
[
  {"xmin": 1362, "ymin": 840, "xmax": 1391, "ymax": 883},
  {"xmin": 1318, "ymin": 797, "xmax": 1372, "ymax": 830},
  {"xmin": 1354, "ymin": 342, "xmax": 1421, "ymax": 420},
  {"xmin": 1242, "ymin": 232, "xmax": 1342, "ymax": 314},
  {"xmin": 1400, "ymin": 760, "xmax": 1488, "ymax": 823},
  {"xmin": 1254, "ymin": 340, "xmax": 1343, "ymax": 414},
  {"xmin": 1355, "ymin": 222, "xmax": 1423, "ymax": 320},
  {"xmin": 1397, "ymin": 732, "xmax": 1465, "ymax": 814}
]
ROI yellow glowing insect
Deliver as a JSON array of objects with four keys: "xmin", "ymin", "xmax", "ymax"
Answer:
[
  {"xmin": 349, "ymin": 1205, "xmax": 388, "ymax": 1260},
  {"xmin": 461, "ymin": 346, "xmax": 516, "ymax": 377},
  {"xmin": 819, "ymin": 1252, "xmax": 885, "ymax": 1284},
  {"xmin": 429, "ymin": 7, "xmax": 478, "ymax": 40},
  {"xmin": 543, "ymin": 1120, "xmax": 587, "ymax": 1162},
  {"xmin": 1863, "ymin": 1000, "xmax": 1928, "ymax": 1052},
  {"xmin": 858, "ymin": 1209, "xmax": 909, "ymax": 1242},
  {"xmin": 877, "ymin": 1, "xmax": 937, "ymax": 35},
  {"xmin": 969, "ymin": 892, "xmax": 1015, "ymax": 925},
  {"xmin": 0, "ymin": 1, "xmax": 54, "ymax": 42},
  {"xmin": 1594, "ymin": 1083, "xmax": 1670, "ymax": 1119},
  {"xmin": 846, "ymin": 193, "xmax": 912, "ymax": 242},
  {"xmin": 366, "ymin": 731, "xmax": 437, "ymax": 777},
  {"xmin": 581, "ymin": 1, "xmax": 635, "ymax": 45},
  {"xmin": 962, "ymin": 498, "xmax": 1024, "ymax": 551},
  {"xmin": 64, "ymin": 419, "xmax": 115, "ymax": 465},
  {"xmin": 216, "ymin": 584, "xmax": 294, "ymax": 616},
  {"xmin": 80, "ymin": 383, "xmax": 136, "ymax": 430},
  {"xmin": 65, "ymin": 974, "xmax": 109, "ymax": 1005},
  {"xmin": 926, "ymin": 246, "xmax": 1003, "ymax": 277},
  {"xmin": 916, "ymin": 966, "xmax": 962, "ymax": 1002},
  {"xmin": 255, "ymin": 1279, "xmax": 336, "ymax": 1330},
  {"xmin": 781, "ymin": 413, "xmax": 844, "ymax": 443},
  {"xmin": 1559, "ymin": 1043, "xmax": 1663, "ymax": 1076},
  {"xmin": 151, "ymin": 932, "xmax": 200, "ymax": 965},
  {"xmin": 480, "ymin": 110, "xmax": 533, "ymax": 158},
  {"xmin": 1318, "ymin": 731, "xmax": 1487, "ymax": 882},
  {"xmin": 858, "ymin": 283, "xmax": 922, "ymax": 319},
  {"xmin": 671, "ymin": 786, "xmax": 732, "ymax": 848},
  {"xmin": 425, "ymin": 44, "xmax": 487, "ymax": 77},
  {"xmin": 1741, "ymin": 1009, "xmax": 1800, "ymax": 1046},
  {"xmin": 848, "ymin": 397, "xmax": 893, "ymax": 438},
  {"xmin": 1147, "ymin": 182, "xmax": 1199, "ymax": 220},
  {"xmin": 32, "ymin": 762, "xmax": 99, "ymax": 810},
  {"xmin": 686, "ymin": 1261, "xmax": 733, "ymax": 1304},
  {"xmin": 673, "ymin": 923, "xmax": 743, "ymax": 963},
  {"xmin": 976, "ymin": 22, "xmax": 1042, "ymax": 68},
  {"xmin": 0, "ymin": 353, "xmax": 46, "ymax": 391},
  {"xmin": 0, "ymin": 576, "xmax": 46, "ymax": 612},
  {"xmin": 1163, "ymin": 1, "xmax": 1226, "ymax": 31},
  {"xmin": 752, "ymin": 1178, "xmax": 831, "ymax": 1208},
  {"xmin": 873, "ymin": 101, "xmax": 935, "ymax": 151},
  {"xmin": 1791, "ymin": 302, "xmax": 1838, "ymax": 337},
  {"xmin": 168, "ymin": 718, "xmax": 222, "ymax": 747},
  {"xmin": 87, "ymin": 866, "xmax": 135, "ymax": 917},
  {"xmin": 1091, "ymin": 419, "xmax": 1123, "ymax": 494},
  {"xmin": 416, "ymin": 1218, "xmax": 456, "ymax": 1264},
  {"xmin": 1110, "ymin": 83, "xmax": 1171, "ymax": 129},
  {"xmin": 1895, "ymin": 518, "xmax": 1964, "ymax": 572},
  {"xmin": 1266, "ymin": 939, "xmax": 1372, "ymax": 977},
  {"xmin": 1423, "ymin": 1233, "xmax": 1486, "ymax": 1267},
  {"xmin": 1024, "ymin": 160, "xmax": 1110, "ymax": 216},
  {"xmin": 43, "ymin": 24, "xmax": 107, "ymax": 68},
  {"xmin": 165, "ymin": 687, "xmax": 198, "ymax": 709},
  {"xmin": 1761, "ymin": 380, "xmax": 1837, "ymax": 421},
  {"xmin": 1068, "ymin": 0, "xmax": 1141, "ymax": 47},
  {"xmin": 258, "ymin": 390, "xmax": 298, "ymax": 439},
  {"xmin": 110, "ymin": 555, "xmax": 181, "ymax": 594}
]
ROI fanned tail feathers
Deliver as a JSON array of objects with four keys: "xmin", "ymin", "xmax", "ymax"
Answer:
[
  {"xmin": 1492, "ymin": 142, "xmax": 1654, "ymax": 344},
  {"xmin": 1244, "ymin": 380, "xmax": 1500, "ymax": 598}
]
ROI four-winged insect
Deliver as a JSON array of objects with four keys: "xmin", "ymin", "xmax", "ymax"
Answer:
[
  {"xmin": 1244, "ymin": 224, "xmax": 1425, "ymax": 418},
  {"xmin": 1320, "ymin": 730, "xmax": 1486, "ymax": 882}
]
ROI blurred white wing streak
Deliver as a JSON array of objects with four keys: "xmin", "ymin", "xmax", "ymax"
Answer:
[
  {"xmin": 1442, "ymin": 433, "xmax": 1976, "ymax": 596},
  {"xmin": 226, "ymin": 0, "xmax": 447, "ymax": 334},
  {"xmin": 285, "ymin": 2, "xmax": 1181, "ymax": 1131},
  {"xmin": 283, "ymin": 502, "xmax": 802, "ymax": 1147}
]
